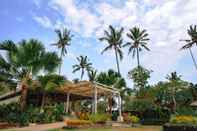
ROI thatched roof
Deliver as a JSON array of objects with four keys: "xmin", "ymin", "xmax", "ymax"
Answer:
[
  {"xmin": 57, "ymin": 81, "xmax": 119, "ymax": 98},
  {"xmin": 0, "ymin": 81, "xmax": 120, "ymax": 103}
]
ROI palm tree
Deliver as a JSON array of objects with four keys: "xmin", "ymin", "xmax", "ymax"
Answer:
[
  {"xmin": 88, "ymin": 69, "xmax": 97, "ymax": 82},
  {"xmin": 0, "ymin": 39, "xmax": 60, "ymax": 110},
  {"xmin": 99, "ymin": 25, "xmax": 124, "ymax": 75},
  {"xmin": 123, "ymin": 27, "xmax": 150, "ymax": 68},
  {"xmin": 37, "ymin": 74, "xmax": 66, "ymax": 110},
  {"xmin": 96, "ymin": 69, "xmax": 132, "ymax": 113},
  {"xmin": 52, "ymin": 28, "xmax": 72, "ymax": 74},
  {"xmin": 180, "ymin": 25, "xmax": 197, "ymax": 70},
  {"xmin": 72, "ymin": 55, "xmax": 92, "ymax": 80},
  {"xmin": 166, "ymin": 72, "xmax": 182, "ymax": 112}
]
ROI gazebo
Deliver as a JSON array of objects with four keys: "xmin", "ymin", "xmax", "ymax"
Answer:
[
  {"xmin": 57, "ymin": 81, "xmax": 122, "ymax": 120},
  {"xmin": 0, "ymin": 81, "xmax": 123, "ymax": 121}
]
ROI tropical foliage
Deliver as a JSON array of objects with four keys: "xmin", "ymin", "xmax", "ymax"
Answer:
[
  {"xmin": 52, "ymin": 28, "xmax": 72, "ymax": 74},
  {"xmin": 181, "ymin": 25, "xmax": 197, "ymax": 70},
  {"xmin": 124, "ymin": 27, "xmax": 150, "ymax": 67},
  {"xmin": 0, "ymin": 39, "xmax": 60, "ymax": 109},
  {"xmin": 128, "ymin": 66, "xmax": 152, "ymax": 95},
  {"xmin": 72, "ymin": 55, "xmax": 92, "ymax": 80}
]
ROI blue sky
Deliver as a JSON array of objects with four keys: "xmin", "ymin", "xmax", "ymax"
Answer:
[{"xmin": 0, "ymin": 0, "xmax": 196, "ymax": 87}]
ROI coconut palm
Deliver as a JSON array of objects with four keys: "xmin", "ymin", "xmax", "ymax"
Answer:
[
  {"xmin": 72, "ymin": 55, "xmax": 92, "ymax": 80},
  {"xmin": 99, "ymin": 25, "xmax": 124, "ymax": 75},
  {"xmin": 88, "ymin": 69, "xmax": 97, "ymax": 82},
  {"xmin": 0, "ymin": 39, "xmax": 60, "ymax": 110},
  {"xmin": 123, "ymin": 27, "xmax": 150, "ymax": 68},
  {"xmin": 166, "ymin": 72, "xmax": 183, "ymax": 112},
  {"xmin": 180, "ymin": 25, "xmax": 197, "ymax": 70},
  {"xmin": 37, "ymin": 74, "xmax": 66, "ymax": 110},
  {"xmin": 52, "ymin": 28, "xmax": 72, "ymax": 74}
]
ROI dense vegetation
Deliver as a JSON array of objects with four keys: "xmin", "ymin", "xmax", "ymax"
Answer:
[{"xmin": 0, "ymin": 25, "xmax": 196, "ymax": 127}]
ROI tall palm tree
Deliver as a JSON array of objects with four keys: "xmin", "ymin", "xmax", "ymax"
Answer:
[
  {"xmin": 0, "ymin": 39, "xmax": 60, "ymax": 110},
  {"xmin": 99, "ymin": 25, "xmax": 124, "ymax": 75},
  {"xmin": 72, "ymin": 55, "xmax": 92, "ymax": 80},
  {"xmin": 52, "ymin": 28, "xmax": 72, "ymax": 74},
  {"xmin": 123, "ymin": 27, "xmax": 150, "ymax": 68},
  {"xmin": 180, "ymin": 25, "xmax": 197, "ymax": 70}
]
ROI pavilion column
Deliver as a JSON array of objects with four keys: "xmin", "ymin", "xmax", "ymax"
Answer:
[
  {"xmin": 66, "ymin": 92, "xmax": 70, "ymax": 113},
  {"xmin": 117, "ymin": 93, "xmax": 123, "ymax": 122},
  {"xmin": 93, "ymin": 85, "xmax": 97, "ymax": 114}
]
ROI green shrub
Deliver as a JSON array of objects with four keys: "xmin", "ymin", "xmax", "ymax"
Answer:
[
  {"xmin": 175, "ymin": 107, "xmax": 197, "ymax": 116},
  {"xmin": 130, "ymin": 115, "xmax": 140, "ymax": 123},
  {"xmin": 124, "ymin": 99, "xmax": 155, "ymax": 112},
  {"xmin": 0, "ymin": 102, "xmax": 66, "ymax": 126},
  {"xmin": 89, "ymin": 113, "xmax": 110, "ymax": 123}
]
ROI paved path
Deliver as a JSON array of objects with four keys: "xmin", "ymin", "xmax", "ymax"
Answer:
[{"xmin": 3, "ymin": 122, "xmax": 65, "ymax": 131}]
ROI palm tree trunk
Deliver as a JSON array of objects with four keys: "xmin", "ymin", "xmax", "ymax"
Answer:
[
  {"xmin": 41, "ymin": 92, "xmax": 45, "ymax": 111},
  {"xmin": 114, "ymin": 47, "xmax": 120, "ymax": 75},
  {"xmin": 136, "ymin": 47, "xmax": 143, "ymax": 91},
  {"xmin": 20, "ymin": 84, "xmax": 28, "ymax": 111},
  {"xmin": 59, "ymin": 53, "xmax": 63, "ymax": 75},
  {"xmin": 189, "ymin": 48, "xmax": 197, "ymax": 70},
  {"xmin": 172, "ymin": 95, "xmax": 176, "ymax": 112},
  {"xmin": 136, "ymin": 47, "xmax": 140, "ymax": 68},
  {"xmin": 81, "ymin": 69, "xmax": 84, "ymax": 80}
]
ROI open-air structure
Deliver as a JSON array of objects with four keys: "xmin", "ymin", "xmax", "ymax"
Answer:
[
  {"xmin": 0, "ymin": 81, "xmax": 123, "ymax": 121},
  {"xmin": 57, "ymin": 81, "xmax": 122, "ymax": 119}
]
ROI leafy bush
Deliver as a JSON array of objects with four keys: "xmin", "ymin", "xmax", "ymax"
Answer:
[
  {"xmin": 124, "ymin": 99, "xmax": 155, "ymax": 112},
  {"xmin": 0, "ymin": 102, "xmax": 66, "ymax": 126},
  {"xmin": 170, "ymin": 115, "xmax": 197, "ymax": 125},
  {"xmin": 175, "ymin": 107, "xmax": 197, "ymax": 116},
  {"xmin": 0, "ymin": 103, "xmax": 29, "ymax": 126},
  {"xmin": 89, "ymin": 113, "xmax": 110, "ymax": 123},
  {"xmin": 141, "ymin": 118, "xmax": 168, "ymax": 125},
  {"xmin": 130, "ymin": 115, "xmax": 140, "ymax": 123}
]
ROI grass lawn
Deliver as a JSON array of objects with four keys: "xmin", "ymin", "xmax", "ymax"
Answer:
[{"xmin": 48, "ymin": 126, "xmax": 162, "ymax": 131}]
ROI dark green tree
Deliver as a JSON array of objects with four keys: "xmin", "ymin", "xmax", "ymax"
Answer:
[
  {"xmin": 128, "ymin": 66, "xmax": 152, "ymax": 96},
  {"xmin": 0, "ymin": 39, "xmax": 60, "ymax": 110}
]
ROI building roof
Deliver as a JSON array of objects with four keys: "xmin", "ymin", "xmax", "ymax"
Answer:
[{"xmin": 57, "ymin": 81, "xmax": 120, "ymax": 98}]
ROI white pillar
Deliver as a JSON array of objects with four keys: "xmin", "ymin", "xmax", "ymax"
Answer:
[
  {"xmin": 117, "ymin": 93, "xmax": 123, "ymax": 122},
  {"xmin": 94, "ymin": 85, "xmax": 97, "ymax": 114},
  {"xmin": 66, "ymin": 92, "xmax": 70, "ymax": 113}
]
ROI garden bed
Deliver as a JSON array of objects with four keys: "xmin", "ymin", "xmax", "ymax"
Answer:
[
  {"xmin": 0, "ymin": 122, "xmax": 17, "ymax": 129},
  {"xmin": 163, "ymin": 124, "xmax": 197, "ymax": 131}
]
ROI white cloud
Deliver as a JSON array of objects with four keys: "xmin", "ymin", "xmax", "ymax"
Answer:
[
  {"xmin": 33, "ymin": 0, "xmax": 197, "ymax": 84},
  {"xmin": 50, "ymin": 0, "xmax": 101, "ymax": 37},
  {"xmin": 33, "ymin": 16, "xmax": 54, "ymax": 29}
]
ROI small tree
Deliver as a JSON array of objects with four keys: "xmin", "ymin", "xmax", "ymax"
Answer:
[{"xmin": 128, "ymin": 66, "xmax": 152, "ymax": 97}]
